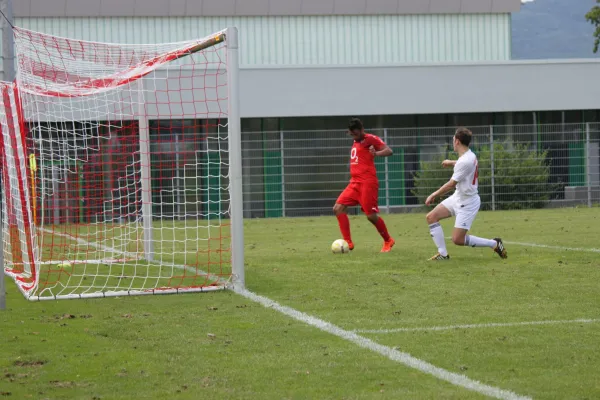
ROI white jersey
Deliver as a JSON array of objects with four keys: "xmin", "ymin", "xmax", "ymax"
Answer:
[{"xmin": 451, "ymin": 149, "xmax": 479, "ymax": 201}]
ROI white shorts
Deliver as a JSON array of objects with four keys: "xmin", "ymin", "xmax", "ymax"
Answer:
[{"xmin": 441, "ymin": 194, "xmax": 481, "ymax": 230}]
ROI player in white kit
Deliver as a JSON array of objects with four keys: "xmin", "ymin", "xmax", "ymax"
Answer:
[{"xmin": 425, "ymin": 127, "xmax": 507, "ymax": 260}]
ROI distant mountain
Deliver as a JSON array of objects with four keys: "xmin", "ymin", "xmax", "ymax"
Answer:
[{"xmin": 512, "ymin": 0, "xmax": 600, "ymax": 59}]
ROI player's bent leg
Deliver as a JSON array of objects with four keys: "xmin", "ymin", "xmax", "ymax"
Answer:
[
  {"xmin": 365, "ymin": 213, "xmax": 395, "ymax": 253},
  {"xmin": 451, "ymin": 228, "xmax": 468, "ymax": 246},
  {"xmin": 463, "ymin": 233, "xmax": 507, "ymax": 259},
  {"xmin": 453, "ymin": 205, "xmax": 507, "ymax": 258},
  {"xmin": 333, "ymin": 203, "xmax": 354, "ymax": 250},
  {"xmin": 427, "ymin": 203, "xmax": 452, "ymax": 260},
  {"xmin": 362, "ymin": 187, "xmax": 395, "ymax": 252}
]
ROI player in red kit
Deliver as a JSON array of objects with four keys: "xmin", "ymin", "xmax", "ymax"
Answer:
[{"xmin": 333, "ymin": 118, "xmax": 396, "ymax": 252}]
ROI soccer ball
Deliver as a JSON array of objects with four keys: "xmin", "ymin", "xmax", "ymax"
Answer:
[{"xmin": 331, "ymin": 239, "xmax": 350, "ymax": 254}]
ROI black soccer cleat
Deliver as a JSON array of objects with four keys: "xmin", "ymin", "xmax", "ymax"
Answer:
[
  {"xmin": 493, "ymin": 238, "xmax": 507, "ymax": 259},
  {"xmin": 429, "ymin": 252, "xmax": 450, "ymax": 261}
]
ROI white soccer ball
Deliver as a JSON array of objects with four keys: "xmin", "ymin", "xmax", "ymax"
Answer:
[
  {"xmin": 57, "ymin": 261, "xmax": 72, "ymax": 268},
  {"xmin": 331, "ymin": 239, "xmax": 350, "ymax": 254}
]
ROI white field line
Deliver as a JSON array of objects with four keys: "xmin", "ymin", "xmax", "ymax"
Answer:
[
  {"xmin": 504, "ymin": 241, "xmax": 600, "ymax": 253},
  {"xmin": 235, "ymin": 287, "xmax": 530, "ymax": 400},
  {"xmin": 37, "ymin": 229, "xmax": 531, "ymax": 400},
  {"xmin": 354, "ymin": 318, "xmax": 600, "ymax": 334},
  {"xmin": 443, "ymin": 236, "xmax": 600, "ymax": 254}
]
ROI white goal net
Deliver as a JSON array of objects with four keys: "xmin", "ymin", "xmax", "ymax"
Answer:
[{"xmin": 0, "ymin": 26, "xmax": 244, "ymax": 300}]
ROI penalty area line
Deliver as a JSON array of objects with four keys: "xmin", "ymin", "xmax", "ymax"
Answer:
[
  {"xmin": 354, "ymin": 318, "xmax": 600, "ymax": 334},
  {"xmin": 234, "ymin": 287, "xmax": 531, "ymax": 400}
]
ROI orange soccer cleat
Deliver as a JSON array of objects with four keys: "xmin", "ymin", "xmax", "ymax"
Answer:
[{"xmin": 380, "ymin": 238, "xmax": 395, "ymax": 253}]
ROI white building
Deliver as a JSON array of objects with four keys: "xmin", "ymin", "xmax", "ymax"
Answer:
[
  {"xmin": 1, "ymin": 0, "xmax": 598, "ymax": 217},
  {"xmin": 2, "ymin": 0, "xmax": 598, "ymax": 130}
]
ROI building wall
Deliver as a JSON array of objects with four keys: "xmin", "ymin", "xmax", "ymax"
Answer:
[
  {"xmin": 0, "ymin": 14, "xmax": 511, "ymax": 69},
  {"xmin": 11, "ymin": 0, "xmax": 522, "ymax": 17},
  {"xmin": 239, "ymin": 59, "xmax": 600, "ymax": 118}
]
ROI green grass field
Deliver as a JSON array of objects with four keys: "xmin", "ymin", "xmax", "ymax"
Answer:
[{"xmin": 2, "ymin": 207, "xmax": 600, "ymax": 399}]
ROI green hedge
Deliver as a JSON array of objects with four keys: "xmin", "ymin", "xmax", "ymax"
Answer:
[{"xmin": 412, "ymin": 142, "xmax": 554, "ymax": 210}]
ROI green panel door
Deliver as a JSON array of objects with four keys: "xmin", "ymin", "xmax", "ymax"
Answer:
[
  {"xmin": 568, "ymin": 141, "xmax": 586, "ymax": 186},
  {"xmin": 263, "ymin": 150, "xmax": 283, "ymax": 218},
  {"xmin": 375, "ymin": 149, "xmax": 405, "ymax": 208},
  {"xmin": 203, "ymin": 151, "xmax": 222, "ymax": 218}
]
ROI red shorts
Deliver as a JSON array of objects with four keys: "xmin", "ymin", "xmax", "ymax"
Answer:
[{"xmin": 336, "ymin": 182, "xmax": 380, "ymax": 215}]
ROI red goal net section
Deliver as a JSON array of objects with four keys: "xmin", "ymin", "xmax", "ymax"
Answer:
[{"xmin": 0, "ymin": 26, "xmax": 244, "ymax": 300}]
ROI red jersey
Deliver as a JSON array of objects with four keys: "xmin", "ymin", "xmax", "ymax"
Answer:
[{"xmin": 349, "ymin": 133, "xmax": 386, "ymax": 183}]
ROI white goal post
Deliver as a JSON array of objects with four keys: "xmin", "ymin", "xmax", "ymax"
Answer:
[{"xmin": 0, "ymin": 26, "xmax": 244, "ymax": 300}]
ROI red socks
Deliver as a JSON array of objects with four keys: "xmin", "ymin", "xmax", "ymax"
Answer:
[
  {"xmin": 337, "ymin": 214, "xmax": 390, "ymax": 242},
  {"xmin": 336, "ymin": 214, "xmax": 351, "ymax": 242},
  {"xmin": 374, "ymin": 217, "xmax": 391, "ymax": 241}
]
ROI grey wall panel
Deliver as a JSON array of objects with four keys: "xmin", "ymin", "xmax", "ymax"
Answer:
[
  {"xmin": 268, "ymin": 0, "xmax": 303, "ymax": 15},
  {"xmin": 185, "ymin": 0, "xmax": 204, "ymax": 15},
  {"xmin": 65, "ymin": 0, "xmax": 101, "ymax": 17},
  {"xmin": 100, "ymin": 0, "xmax": 136, "ymax": 17},
  {"xmin": 13, "ymin": 0, "xmax": 31, "ymax": 16},
  {"xmin": 364, "ymin": 0, "xmax": 398, "ymax": 13},
  {"xmin": 169, "ymin": 0, "xmax": 187, "ymax": 16},
  {"xmin": 491, "ymin": 0, "xmax": 518, "ymax": 12},
  {"xmin": 238, "ymin": 61, "xmax": 600, "ymax": 117},
  {"xmin": 429, "ymin": 0, "xmax": 462, "ymax": 14},
  {"xmin": 301, "ymin": 0, "xmax": 335, "ymax": 15},
  {"xmin": 333, "ymin": 0, "xmax": 367, "ymax": 15},
  {"xmin": 202, "ymin": 0, "xmax": 236, "ymax": 16},
  {"xmin": 29, "ymin": 0, "xmax": 65, "ymax": 17},
  {"xmin": 12, "ymin": 0, "xmax": 521, "ymax": 16},
  {"xmin": 399, "ymin": 0, "xmax": 431, "ymax": 14},
  {"xmin": 235, "ymin": 0, "xmax": 271, "ymax": 16},
  {"xmin": 133, "ymin": 0, "xmax": 170, "ymax": 17},
  {"xmin": 460, "ymin": 0, "xmax": 493, "ymax": 13}
]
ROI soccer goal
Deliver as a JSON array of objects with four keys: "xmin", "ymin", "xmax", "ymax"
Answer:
[{"xmin": 0, "ymin": 26, "xmax": 244, "ymax": 300}]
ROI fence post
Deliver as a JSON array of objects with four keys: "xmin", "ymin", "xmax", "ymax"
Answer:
[
  {"xmin": 586, "ymin": 123, "xmax": 592, "ymax": 208},
  {"xmin": 384, "ymin": 128, "xmax": 390, "ymax": 214},
  {"xmin": 280, "ymin": 129, "xmax": 286, "ymax": 217},
  {"xmin": 490, "ymin": 125, "xmax": 496, "ymax": 211}
]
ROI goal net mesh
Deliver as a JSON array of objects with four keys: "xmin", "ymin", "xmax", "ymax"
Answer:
[{"xmin": 1, "ymin": 27, "xmax": 235, "ymax": 300}]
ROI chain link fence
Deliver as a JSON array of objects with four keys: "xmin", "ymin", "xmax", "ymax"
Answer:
[{"xmin": 239, "ymin": 123, "xmax": 600, "ymax": 218}]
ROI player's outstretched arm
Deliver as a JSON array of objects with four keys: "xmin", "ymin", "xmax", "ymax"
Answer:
[
  {"xmin": 425, "ymin": 179, "xmax": 457, "ymax": 206},
  {"xmin": 441, "ymin": 160, "xmax": 457, "ymax": 168}
]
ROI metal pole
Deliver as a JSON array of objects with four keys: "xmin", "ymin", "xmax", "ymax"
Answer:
[
  {"xmin": 175, "ymin": 132, "xmax": 182, "ymax": 220},
  {"xmin": 532, "ymin": 111, "xmax": 538, "ymax": 151},
  {"xmin": 383, "ymin": 128, "xmax": 390, "ymax": 214},
  {"xmin": 0, "ymin": 183, "xmax": 4, "ymax": 310},
  {"xmin": 138, "ymin": 95, "xmax": 154, "ymax": 261},
  {"xmin": 279, "ymin": 129, "xmax": 286, "ymax": 218},
  {"xmin": 586, "ymin": 123, "xmax": 592, "ymax": 208},
  {"xmin": 490, "ymin": 125, "xmax": 496, "ymax": 211},
  {"xmin": 226, "ymin": 27, "xmax": 244, "ymax": 290},
  {"xmin": 0, "ymin": 0, "xmax": 15, "ymax": 310}
]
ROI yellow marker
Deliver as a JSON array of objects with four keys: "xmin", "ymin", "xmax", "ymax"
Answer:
[{"xmin": 29, "ymin": 154, "xmax": 37, "ymax": 224}]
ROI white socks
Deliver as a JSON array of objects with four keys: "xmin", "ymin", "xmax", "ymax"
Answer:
[
  {"xmin": 429, "ymin": 223, "xmax": 448, "ymax": 256},
  {"xmin": 429, "ymin": 224, "xmax": 496, "ymax": 254},
  {"xmin": 465, "ymin": 235, "xmax": 497, "ymax": 248}
]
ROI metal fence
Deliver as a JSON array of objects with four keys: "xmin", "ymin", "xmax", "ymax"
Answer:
[
  {"xmin": 240, "ymin": 123, "xmax": 600, "ymax": 218},
  {"xmin": 17, "ymin": 122, "xmax": 600, "ymax": 222}
]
